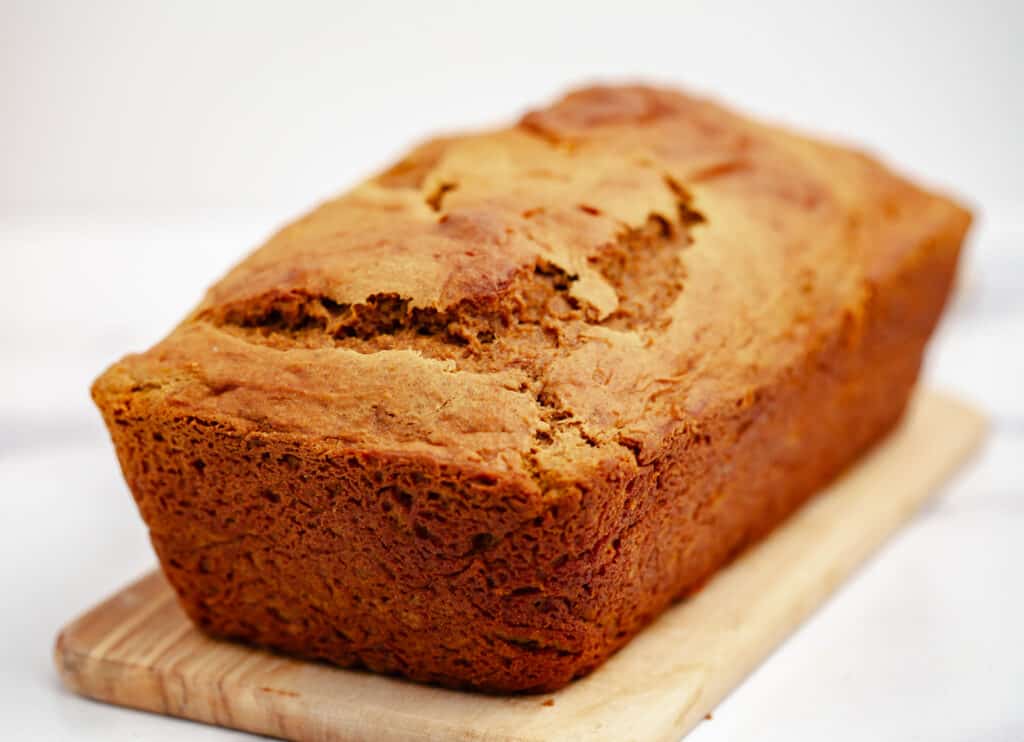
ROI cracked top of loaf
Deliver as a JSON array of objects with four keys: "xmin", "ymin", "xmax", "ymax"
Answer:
[{"xmin": 93, "ymin": 85, "xmax": 970, "ymax": 491}]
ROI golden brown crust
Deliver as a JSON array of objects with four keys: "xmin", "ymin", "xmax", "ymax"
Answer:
[{"xmin": 92, "ymin": 85, "xmax": 970, "ymax": 692}]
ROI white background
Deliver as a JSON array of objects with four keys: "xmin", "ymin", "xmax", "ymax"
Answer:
[{"xmin": 2, "ymin": 2, "xmax": 1022, "ymax": 740}]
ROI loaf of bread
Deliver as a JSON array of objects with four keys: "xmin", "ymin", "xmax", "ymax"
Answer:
[{"xmin": 93, "ymin": 85, "xmax": 969, "ymax": 692}]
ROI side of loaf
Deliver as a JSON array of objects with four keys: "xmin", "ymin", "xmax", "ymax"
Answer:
[{"xmin": 92, "ymin": 85, "xmax": 970, "ymax": 692}]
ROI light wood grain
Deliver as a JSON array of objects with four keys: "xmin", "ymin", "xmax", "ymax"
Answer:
[{"xmin": 55, "ymin": 389, "xmax": 986, "ymax": 742}]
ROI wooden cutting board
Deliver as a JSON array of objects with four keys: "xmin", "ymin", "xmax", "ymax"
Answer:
[{"xmin": 56, "ymin": 389, "xmax": 985, "ymax": 742}]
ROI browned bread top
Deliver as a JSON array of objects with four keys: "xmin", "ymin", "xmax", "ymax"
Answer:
[{"xmin": 93, "ymin": 85, "xmax": 970, "ymax": 492}]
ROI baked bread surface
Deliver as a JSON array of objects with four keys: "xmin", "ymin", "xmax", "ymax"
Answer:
[{"xmin": 93, "ymin": 85, "xmax": 970, "ymax": 691}]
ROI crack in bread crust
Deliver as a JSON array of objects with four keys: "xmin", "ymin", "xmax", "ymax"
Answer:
[{"xmin": 198, "ymin": 185, "xmax": 703, "ymax": 355}]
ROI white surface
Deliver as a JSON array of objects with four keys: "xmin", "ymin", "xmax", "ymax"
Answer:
[
  {"xmin": 2, "ymin": 1, "xmax": 1022, "ymax": 740},
  {"xmin": 3, "ymin": 1, "xmax": 1023, "ymax": 222}
]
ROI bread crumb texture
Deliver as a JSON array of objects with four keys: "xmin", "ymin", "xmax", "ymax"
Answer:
[{"xmin": 92, "ymin": 85, "xmax": 970, "ymax": 691}]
